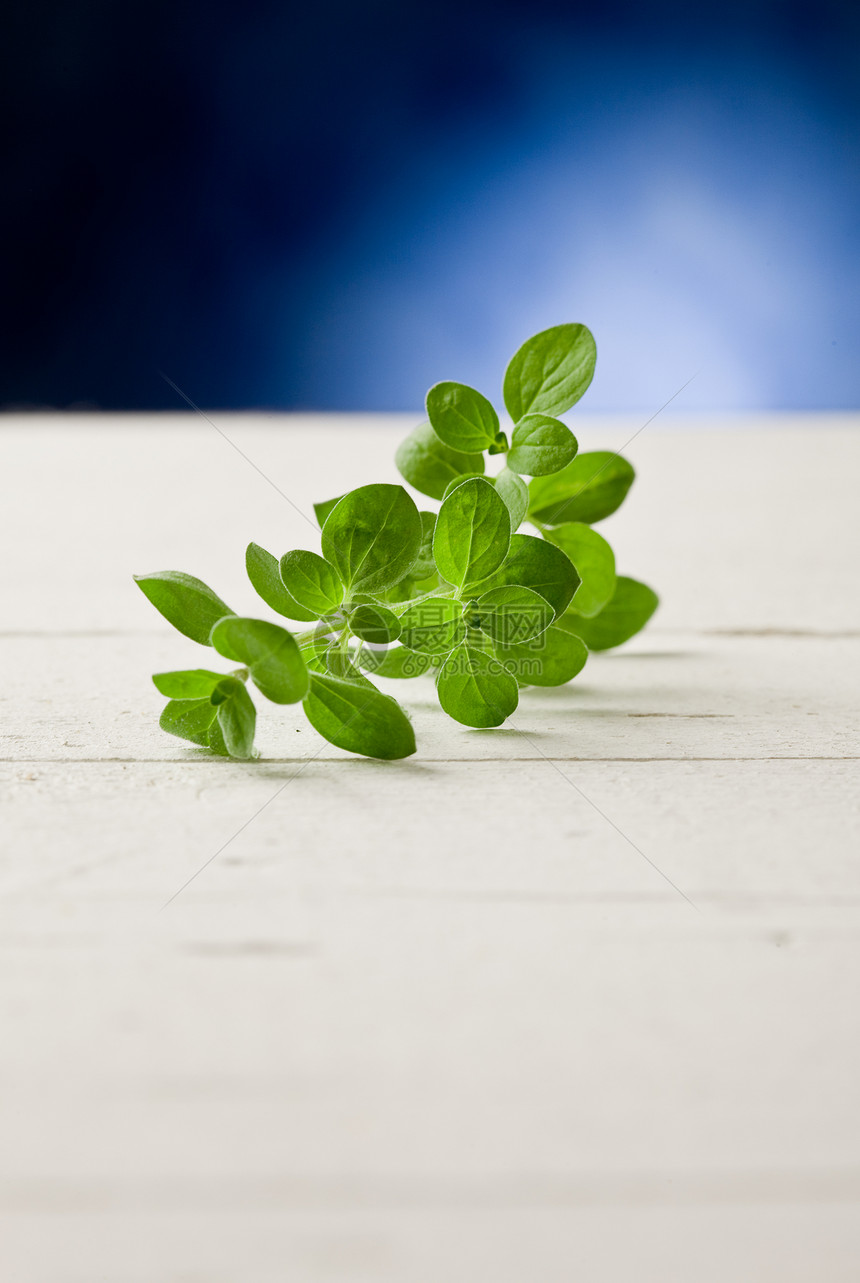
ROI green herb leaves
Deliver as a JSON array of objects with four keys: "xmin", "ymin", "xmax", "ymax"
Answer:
[
  {"xmin": 134, "ymin": 571, "xmax": 234, "ymax": 644},
  {"xmin": 398, "ymin": 596, "xmax": 465, "ymax": 654},
  {"xmin": 545, "ymin": 522, "xmax": 616, "ymax": 618},
  {"xmin": 210, "ymin": 617, "xmax": 308, "ymax": 704},
  {"xmin": 158, "ymin": 673, "xmax": 257, "ymax": 759},
  {"xmin": 279, "ymin": 551, "xmax": 343, "ymax": 617},
  {"xmin": 528, "ymin": 451, "xmax": 635, "ymax": 525},
  {"xmin": 437, "ymin": 642, "xmax": 519, "ymax": 728},
  {"xmin": 494, "ymin": 468, "xmax": 529, "ymax": 529},
  {"xmin": 152, "ymin": 669, "xmax": 231, "ymax": 698},
  {"xmin": 469, "ymin": 585, "xmax": 553, "ymax": 645},
  {"xmin": 564, "ymin": 577, "xmax": 659, "ymax": 650},
  {"xmin": 432, "ymin": 477, "xmax": 510, "ymax": 589},
  {"xmin": 507, "ymin": 415, "xmax": 577, "ymax": 477},
  {"xmin": 209, "ymin": 678, "xmax": 257, "ymax": 758},
  {"xmin": 348, "ymin": 603, "xmax": 401, "ymax": 645},
  {"xmin": 395, "ymin": 422, "xmax": 485, "ymax": 500},
  {"xmin": 425, "ymin": 381, "xmax": 502, "ymax": 453},
  {"xmin": 503, "ymin": 323, "xmax": 597, "ymax": 421},
  {"xmin": 246, "ymin": 542, "xmax": 316, "ymax": 621},
  {"xmin": 322, "ymin": 484, "xmax": 422, "ymax": 593},
  {"xmin": 475, "ymin": 533, "xmax": 580, "ymax": 619},
  {"xmin": 495, "ymin": 623, "xmax": 588, "ymax": 687},
  {"xmin": 137, "ymin": 322, "xmax": 658, "ymax": 762},
  {"xmin": 303, "ymin": 672, "xmax": 416, "ymax": 759}
]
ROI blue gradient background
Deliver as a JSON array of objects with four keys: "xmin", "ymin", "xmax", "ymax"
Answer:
[{"xmin": 3, "ymin": 0, "xmax": 858, "ymax": 412}]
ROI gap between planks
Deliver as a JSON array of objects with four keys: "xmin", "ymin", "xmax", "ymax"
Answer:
[
  {"xmin": 2, "ymin": 755, "xmax": 858, "ymax": 765},
  {"xmin": 2, "ymin": 1168, "xmax": 860, "ymax": 1212},
  {"xmin": 2, "ymin": 628, "xmax": 859, "ymax": 639}
]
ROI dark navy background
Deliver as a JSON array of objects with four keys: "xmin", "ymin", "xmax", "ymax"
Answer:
[{"xmin": 3, "ymin": 0, "xmax": 858, "ymax": 412}]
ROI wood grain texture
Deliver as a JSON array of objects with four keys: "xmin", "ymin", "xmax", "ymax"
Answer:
[{"xmin": 1, "ymin": 414, "xmax": 859, "ymax": 1282}]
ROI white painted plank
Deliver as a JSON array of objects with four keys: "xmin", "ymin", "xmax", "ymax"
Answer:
[
  {"xmin": 1, "ymin": 415, "xmax": 859, "ymax": 1283},
  {"xmin": 3, "ymin": 1205, "xmax": 860, "ymax": 1283},
  {"xmin": 2, "ymin": 414, "xmax": 860, "ymax": 632},
  {"xmin": 1, "ymin": 759, "xmax": 858, "ymax": 905},
  {"xmin": 2, "ymin": 879, "xmax": 860, "ymax": 1182},
  {"xmin": 2, "ymin": 631, "xmax": 858, "ymax": 762}
]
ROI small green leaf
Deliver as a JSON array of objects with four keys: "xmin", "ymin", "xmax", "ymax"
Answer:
[
  {"xmin": 425, "ymin": 381, "xmax": 500, "ymax": 453},
  {"xmin": 436, "ymin": 641, "xmax": 519, "ymax": 728},
  {"xmin": 410, "ymin": 511, "xmax": 438, "ymax": 580},
  {"xmin": 404, "ymin": 572, "xmax": 444, "ymax": 598},
  {"xmin": 159, "ymin": 697, "xmax": 219, "ymax": 748},
  {"xmin": 473, "ymin": 585, "xmax": 554, "ymax": 645},
  {"xmin": 210, "ymin": 617, "xmax": 309, "ymax": 704},
  {"xmin": 564, "ymin": 576, "xmax": 659, "ymax": 650},
  {"xmin": 246, "ymin": 542, "xmax": 316, "ymax": 622},
  {"xmin": 495, "ymin": 623, "xmax": 588, "ymax": 687},
  {"xmin": 494, "ymin": 467, "xmax": 529, "ymax": 530},
  {"xmin": 208, "ymin": 678, "xmax": 235, "ymax": 705},
  {"xmin": 395, "ymin": 422, "xmax": 485, "ymax": 500},
  {"xmin": 303, "ymin": 672, "xmax": 416, "ymax": 759},
  {"xmin": 204, "ymin": 716, "xmax": 230, "ymax": 756},
  {"xmin": 398, "ymin": 596, "xmax": 465, "ymax": 655},
  {"xmin": 441, "ymin": 472, "xmax": 486, "ymax": 500},
  {"xmin": 471, "ymin": 533, "xmax": 579, "ymax": 619},
  {"xmin": 213, "ymin": 676, "xmax": 257, "ymax": 758},
  {"xmin": 158, "ymin": 678, "xmax": 256, "ymax": 759},
  {"xmin": 134, "ymin": 571, "xmax": 233, "ymax": 645},
  {"xmin": 322, "ymin": 484, "xmax": 422, "ymax": 593},
  {"xmin": 359, "ymin": 646, "xmax": 435, "ymax": 679},
  {"xmin": 297, "ymin": 628, "xmax": 335, "ymax": 674},
  {"xmin": 323, "ymin": 646, "xmax": 376, "ymax": 685},
  {"xmin": 545, "ymin": 522, "xmax": 616, "ymax": 618},
  {"xmin": 433, "ymin": 477, "xmax": 511, "ymax": 589},
  {"xmin": 503, "ymin": 323, "xmax": 597, "ymax": 421},
  {"xmin": 152, "ymin": 669, "xmax": 230, "ymax": 698},
  {"xmin": 313, "ymin": 495, "xmax": 344, "ymax": 527},
  {"xmin": 348, "ymin": 603, "xmax": 401, "ymax": 645},
  {"xmin": 279, "ymin": 550, "xmax": 343, "ymax": 617},
  {"xmin": 507, "ymin": 415, "xmax": 578, "ymax": 477},
  {"xmin": 528, "ymin": 451, "xmax": 635, "ymax": 525},
  {"xmin": 378, "ymin": 571, "xmax": 442, "ymax": 605}
]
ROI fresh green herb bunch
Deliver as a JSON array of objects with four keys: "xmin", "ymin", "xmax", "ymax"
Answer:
[{"xmin": 135, "ymin": 323, "xmax": 658, "ymax": 761}]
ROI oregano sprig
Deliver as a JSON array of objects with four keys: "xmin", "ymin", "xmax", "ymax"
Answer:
[{"xmin": 135, "ymin": 322, "xmax": 658, "ymax": 759}]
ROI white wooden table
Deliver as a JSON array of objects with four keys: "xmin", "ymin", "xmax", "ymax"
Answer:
[{"xmin": 2, "ymin": 413, "xmax": 859, "ymax": 1282}]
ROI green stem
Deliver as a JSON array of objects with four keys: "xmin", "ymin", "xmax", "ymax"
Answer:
[{"xmin": 387, "ymin": 586, "xmax": 457, "ymax": 612}]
